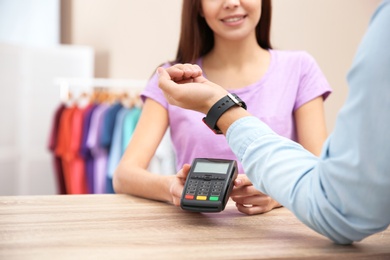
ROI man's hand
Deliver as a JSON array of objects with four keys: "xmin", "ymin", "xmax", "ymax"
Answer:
[{"xmin": 157, "ymin": 64, "xmax": 228, "ymax": 114}]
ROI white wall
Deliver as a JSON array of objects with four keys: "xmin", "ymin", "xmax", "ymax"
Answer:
[
  {"xmin": 67, "ymin": 0, "xmax": 182, "ymax": 79},
  {"xmin": 271, "ymin": 0, "xmax": 382, "ymax": 132},
  {"xmin": 0, "ymin": 0, "xmax": 60, "ymax": 46}
]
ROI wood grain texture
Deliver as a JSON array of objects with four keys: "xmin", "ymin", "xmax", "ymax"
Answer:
[{"xmin": 0, "ymin": 194, "xmax": 389, "ymax": 259}]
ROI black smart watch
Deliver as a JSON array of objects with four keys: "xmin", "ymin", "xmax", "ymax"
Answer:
[{"xmin": 202, "ymin": 93, "xmax": 247, "ymax": 134}]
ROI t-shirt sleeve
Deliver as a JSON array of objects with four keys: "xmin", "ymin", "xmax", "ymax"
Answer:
[
  {"xmin": 140, "ymin": 63, "xmax": 171, "ymax": 109},
  {"xmin": 294, "ymin": 51, "xmax": 332, "ymax": 111}
]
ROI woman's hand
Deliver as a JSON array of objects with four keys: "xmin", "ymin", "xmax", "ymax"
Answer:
[
  {"xmin": 169, "ymin": 164, "xmax": 191, "ymax": 207},
  {"xmin": 231, "ymin": 174, "xmax": 282, "ymax": 215}
]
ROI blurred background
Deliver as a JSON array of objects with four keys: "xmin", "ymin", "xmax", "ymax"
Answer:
[{"xmin": 0, "ymin": 0, "xmax": 381, "ymax": 196}]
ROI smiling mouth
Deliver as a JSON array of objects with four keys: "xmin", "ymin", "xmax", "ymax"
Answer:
[{"xmin": 221, "ymin": 15, "xmax": 246, "ymax": 23}]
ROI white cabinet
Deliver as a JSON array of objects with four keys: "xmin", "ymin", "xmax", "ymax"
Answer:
[{"xmin": 0, "ymin": 43, "xmax": 94, "ymax": 195}]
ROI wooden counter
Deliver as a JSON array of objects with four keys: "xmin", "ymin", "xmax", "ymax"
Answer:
[{"xmin": 0, "ymin": 194, "xmax": 389, "ymax": 259}]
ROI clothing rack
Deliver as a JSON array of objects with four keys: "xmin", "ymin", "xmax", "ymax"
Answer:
[
  {"xmin": 50, "ymin": 77, "xmax": 149, "ymax": 195},
  {"xmin": 54, "ymin": 77, "xmax": 147, "ymax": 103},
  {"xmin": 49, "ymin": 76, "xmax": 175, "ymax": 196}
]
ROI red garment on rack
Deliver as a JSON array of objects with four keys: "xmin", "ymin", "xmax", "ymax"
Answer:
[
  {"xmin": 48, "ymin": 104, "xmax": 67, "ymax": 194},
  {"xmin": 69, "ymin": 105, "xmax": 91, "ymax": 194},
  {"xmin": 55, "ymin": 106, "xmax": 88, "ymax": 194}
]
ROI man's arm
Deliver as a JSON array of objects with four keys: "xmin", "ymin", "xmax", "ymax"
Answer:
[
  {"xmin": 157, "ymin": 1, "xmax": 390, "ymax": 244},
  {"xmin": 226, "ymin": 0, "xmax": 390, "ymax": 244}
]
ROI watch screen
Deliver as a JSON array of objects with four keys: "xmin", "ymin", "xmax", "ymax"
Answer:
[{"xmin": 193, "ymin": 161, "xmax": 230, "ymax": 174}]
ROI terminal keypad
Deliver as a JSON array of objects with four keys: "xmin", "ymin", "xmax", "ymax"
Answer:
[{"xmin": 184, "ymin": 175, "xmax": 226, "ymax": 201}]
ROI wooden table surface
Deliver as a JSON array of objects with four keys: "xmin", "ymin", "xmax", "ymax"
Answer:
[{"xmin": 0, "ymin": 194, "xmax": 389, "ymax": 259}]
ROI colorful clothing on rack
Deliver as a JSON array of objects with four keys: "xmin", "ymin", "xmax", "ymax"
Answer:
[{"xmin": 49, "ymin": 100, "xmax": 145, "ymax": 194}]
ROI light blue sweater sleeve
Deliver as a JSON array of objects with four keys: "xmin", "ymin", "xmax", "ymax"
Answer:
[{"xmin": 226, "ymin": 0, "xmax": 390, "ymax": 244}]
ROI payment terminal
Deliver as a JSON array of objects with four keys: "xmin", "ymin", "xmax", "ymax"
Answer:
[{"xmin": 180, "ymin": 158, "xmax": 238, "ymax": 212}]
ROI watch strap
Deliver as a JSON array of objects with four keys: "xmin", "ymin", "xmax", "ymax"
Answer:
[{"xmin": 202, "ymin": 93, "xmax": 247, "ymax": 134}]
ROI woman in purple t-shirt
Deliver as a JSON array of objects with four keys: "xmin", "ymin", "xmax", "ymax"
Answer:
[{"xmin": 113, "ymin": 0, "xmax": 332, "ymax": 215}]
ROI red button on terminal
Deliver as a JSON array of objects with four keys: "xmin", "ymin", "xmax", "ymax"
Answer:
[{"xmin": 185, "ymin": 194, "xmax": 194, "ymax": 200}]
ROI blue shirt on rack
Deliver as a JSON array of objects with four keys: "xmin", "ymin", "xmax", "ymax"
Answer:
[{"xmin": 227, "ymin": 0, "xmax": 390, "ymax": 244}]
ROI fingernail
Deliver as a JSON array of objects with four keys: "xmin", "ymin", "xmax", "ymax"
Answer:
[{"xmin": 156, "ymin": 67, "xmax": 162, "ymax": 76}]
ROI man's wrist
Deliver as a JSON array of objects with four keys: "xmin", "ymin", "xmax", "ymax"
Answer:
[
  {"xmin": 202, "ymin": 93, "xmax": 247, "ymax": 134},
  {"xmin": 217, "ymin": 106, "xmax": 250, "ymax": 135}
]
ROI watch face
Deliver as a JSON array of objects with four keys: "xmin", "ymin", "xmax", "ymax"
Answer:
[
  {"xmin": 228, "ymin": 93, "xmax": 247, "ymax": 109},
  {"xmin": 227, "ymin": 93, "xmax": 240, "ymax": 104}
]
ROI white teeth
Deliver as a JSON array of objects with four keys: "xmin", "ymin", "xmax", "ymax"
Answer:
[{"xmin": 223, "ymin": 17, "xmax": 243, "ymax": 23}]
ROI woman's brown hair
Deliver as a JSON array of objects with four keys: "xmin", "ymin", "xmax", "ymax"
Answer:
[{"xmin": 174, "ymin": 0, "xmax": 272, "ymax": 64}]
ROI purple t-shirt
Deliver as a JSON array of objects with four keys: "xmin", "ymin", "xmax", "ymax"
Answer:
[
  {"xmin": 142, "ymin": 50, "xmax": 332, "ymax": 173},
  {"xmin": 86, "ymin": 104, "xmax": 110, "ymax": 194}
]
